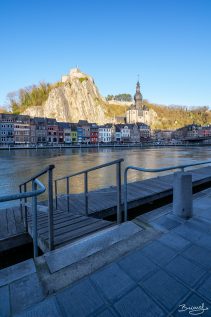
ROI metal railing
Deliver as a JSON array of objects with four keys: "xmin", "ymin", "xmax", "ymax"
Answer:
[
  {"xmin": 0, "ymin": 179, "xmax": 46, "ymax": 258},
  {"xmin": 55, "ymin": 159, "xmax": 124, "ymax": 224},
  {"xmin": 19, "ymin": 164, "xmax": 55, "ymax": 256},
  {"xmin": 124, "ymin": 160, "xmax": 211, "ymax": 222}
]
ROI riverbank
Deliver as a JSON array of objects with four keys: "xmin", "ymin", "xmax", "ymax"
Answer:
[{"xmin": 0, "ymin": 142, "xmax": 210, "ymax": 150}]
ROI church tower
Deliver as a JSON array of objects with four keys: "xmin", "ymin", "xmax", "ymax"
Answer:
[
  {"xmin": 134, "ymin": 81, "xmax": 143, "ymax": 109},
  {"xmin": 126, "ymin": 79, "xmax": 150, "ymax": 124}
]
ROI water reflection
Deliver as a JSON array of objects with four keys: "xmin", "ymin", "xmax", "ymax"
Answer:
[{"xmin": 1, "ymin": 146, "xmax": 211, "ymax": 207}]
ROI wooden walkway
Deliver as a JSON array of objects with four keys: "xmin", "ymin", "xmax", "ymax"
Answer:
[
  {"xmin": 0, "ymin": 206, "xmax": 24, "ymax": 240},
  {"xmin": 27, "ymin": 210, "xmax": 113, "ymax": 252},
  {"xmin": 2, "ymin": 165, "xmax": 211, "ymax": 253},
  {"xmin": 56, "ymin": 166, "xmax": 211, "ymax": 218}
]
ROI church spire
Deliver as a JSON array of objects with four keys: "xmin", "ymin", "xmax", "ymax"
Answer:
[{"xmin": 134, "ymin": 80, "xmax": 143, "ymax": 108}]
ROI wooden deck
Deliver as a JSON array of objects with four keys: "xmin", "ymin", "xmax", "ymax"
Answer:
[
  {"xmin": 0, "ymin": 206, "xmax": 24, "ymax": 240},
  {"xmin": 2, "ymin": 165, "xmax": 211, "ymax": 254},
  {"xmin": 56, "ymin": 166, "xmax": 211, "ymax": 218},
  {"xmin": 27, "ymin": 210, "xmax": 113, "ymax": 252}
]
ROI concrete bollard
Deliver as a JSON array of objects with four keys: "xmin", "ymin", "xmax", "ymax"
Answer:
[{"xmin": 173, "ymin": 172, "xmax": 193, "ymax": 219}]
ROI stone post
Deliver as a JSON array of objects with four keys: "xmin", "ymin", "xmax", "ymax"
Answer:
[{"xmin": 173, "ymin": 172, "xmax": 193, "ymax": 219}]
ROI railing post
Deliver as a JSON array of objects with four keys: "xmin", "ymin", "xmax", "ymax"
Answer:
[
  {"xmin": 173, "ymin": 171, "xmax": 193, "ymax": 219},
  {"xmin": 124, "ymin": 168, "xmax": 128, "ymax": 222},
  {"xmin": 32, "ymin": 180, "xmax": 38, "ymax": 257},
  {"xmin": 84, "ymin": 172, "xmax": 88, "ymax": 216},
  {"xmin": 66, "ymin": 177, "xmax": 70, "ymax": 212},
  {"xmin": 116, "ymin": 161, "xmax": 122, "ymax": 224},
  {"xmin": 24, "ymin": 183, "xmax": 28, "ymax": 232},
  {"xmin": 48, "ymin": 167, "xmax": 54, "ymax": 251},
  {"xmin": 55, "ymin": 180, "xmax": 58, "ymax": 210},
  {"xmin": 19, "ymin": 185, "xmax": 23, "ymax": 219}
]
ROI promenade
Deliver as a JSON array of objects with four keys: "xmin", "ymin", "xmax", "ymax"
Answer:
[{"xmin": 1, "ymin": 187, "xmax": 211, "ymax": 316}]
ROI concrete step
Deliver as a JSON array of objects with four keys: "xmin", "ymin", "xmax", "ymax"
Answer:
[{"xmin": 44, "ymin": 222, "xmax": 142, "ymax": 274}]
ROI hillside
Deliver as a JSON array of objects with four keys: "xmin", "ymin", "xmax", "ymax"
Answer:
[{"xmin": 5, "ymin": 68, "xmax": 211, "ymax": 129}]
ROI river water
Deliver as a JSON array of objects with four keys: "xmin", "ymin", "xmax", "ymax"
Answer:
[{"xmin": 1, "ymin": 146, "xmax": 211, "ymax": 207}]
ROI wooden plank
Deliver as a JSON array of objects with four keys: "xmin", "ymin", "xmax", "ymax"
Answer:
[
  {"xmin": 0, "ymin": 209, "xmax": 8, "ymax": 239},
  {"xmin": 6, "ymin": 208, "xmax": 17, "ymax": 236},
  {"xmin": 12, "ymin": 207, "xmax": 24, "ymax": 234},
  {"xmin": 39, "ymin": 218, "xmax": 102, "ymax": 240},
  {"xmin": 35, "ymin": 216, "xmax": 93, "ymax": 236},
  {"xmin": 53, "ymin": 221, "xmax": 113, "ymax": 247}
]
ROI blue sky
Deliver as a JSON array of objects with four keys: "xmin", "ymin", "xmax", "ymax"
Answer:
[{"xmin": 0, "ymin": 0, "xmax": 211, "ymax": 108}]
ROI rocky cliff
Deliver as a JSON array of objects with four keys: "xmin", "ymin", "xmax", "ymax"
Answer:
[
  {"xmin": 23, "ymin": 68, "xmax": 158, "ymax": 126},
  {"xmin": 23, "ymin": 69, "xmax": 110, "ymax": 124}
]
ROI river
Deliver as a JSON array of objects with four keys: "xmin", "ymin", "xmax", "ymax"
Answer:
[{"xmin": 1, "ymin": 146, "xmax": 211, "ymax": 207}]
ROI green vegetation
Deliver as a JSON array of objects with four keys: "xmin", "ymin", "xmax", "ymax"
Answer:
[
  {"xmin": 106, "ymin": 94, "xmax": 132, "ymax": 102},
  {"xmin": 104, "ymin": 103, "xmax": 129, "ymax": 118},
  {"xmin": 78, "ymin": 77, "xmax": 88, "ymax": 83},
  {"xmin": 144, "ymin": 101, "xmax": 211, "ymax": 129},
  {"xmin": 105, "ymin": 97, "xmax": 211, "ymax": 129},
  {"xmin": 7, "ymin": 81, "xmax": 64, "ymax": 114}
]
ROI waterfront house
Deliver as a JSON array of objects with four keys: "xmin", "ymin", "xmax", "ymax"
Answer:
[
  {"xmin": 138, "ymin": 123, "xmax": 151, "ymax": 141},
  {"xmin": 14, "ymin": 115, "xmax": 30, "ymax": 144},
  {"xmin": 77, "ymin": 126, "xmax": 83, "ymax": 143},
  {"xmin": 129, "ymin": 124, "xmax": 140, "ymax": 143},
  {"xmin": 70, "ymin": 124, "xmax": 78, "ymax": 143},
  {"xmin": 0, "ymin": 114, "xmax": 15, "ymax": 145},
  {"xmin": 120, "ymin": 125, "xmax": 130, "ymax": 143},
  {"xmin": 90, "ymin": 123, "xmax": 99, "ymax": 144},
  {"xmin": 34, "ymin": 117, "xmax": 47, "ymax": 144},
  {"xmin": 58, "ymin": 123, "xmax": 64, "ymax": 144},
  {"xmin": 58, "ymin": 122, "xmax": 72, "ymax": 143},
  {"xmin": 47, "ymin": 118, "xmax": 59, "ymax": 144},
  {"xmin": 115, "ymin": 125, "xmax": 122, "ymax": 143},
  {"xmin": 78, "ymin": 120, "xmax": 91, "ymax": 144},
  {"xmin": 98, "ymin": 124, "xmax": 113, "ymax": 143}
]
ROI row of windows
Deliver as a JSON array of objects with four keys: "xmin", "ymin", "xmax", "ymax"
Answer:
[{"xmin": 0, "ymin": 124, "xmax": 13, "ymax": 128}]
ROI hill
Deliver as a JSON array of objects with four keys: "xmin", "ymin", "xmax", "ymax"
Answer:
[{"xmin": 5, "ymin": 68, "xmax": 211, "ymax": 129}]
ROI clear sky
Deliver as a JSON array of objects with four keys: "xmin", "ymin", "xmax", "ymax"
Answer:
[{"xmin": 0, "ymin": 0, "xmax": 211, "ymax": 108}]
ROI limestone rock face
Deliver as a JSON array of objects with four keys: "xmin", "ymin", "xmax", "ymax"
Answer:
[{"xmin": 23, "ymin": 69, "xmax": 108, "ymax": 124}]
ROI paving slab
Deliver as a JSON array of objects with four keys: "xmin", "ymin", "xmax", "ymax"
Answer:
[
  {"xmin": 181, "ymin": 244, "xmax": 211, "ymax": 270},
  {"xmin": 10, "ymin": 273, "xmax": 45, "ymax": 315},
  {"xmin": 14, "ymin": 297, "xmax": 62, "ymax": 317},
  {"xmin": 150, "ymin": 215, "xmax": 181, "ymax": 231},
  {"xmin": 141, "ymin": 269, "xmax": 189, "ymax": 311},
  {"xmin": 157, "ymin": 231, "xmax": 191, "ymax": 251},
  {"xmin": 196, "ymin": 275, "xmax": 211, "ymax": 302},
  {"xmin": 0, "ymin": 259, "xmax": 36, "ymax": 287},
  {"xmin": 56, "ymin": 278, "xmax": 105, "ymax": 317},
  {"xmin": 118, "ymin": 249, "xmax": 158, "ymax": 282},
  {"xmin": 165, "ymin": 255, "xmax": 206, "ymax": 288},
  {"xmin": 95, "ymin": 308, "xmax": 118, "ymax": 317},
  {"xmin": 141, "ymin": 240, "xmax": 177, "ymax": 266},
  {"xmin": 114, "ymin": 286, "xmax": 166, "ymax": 317},
  {"xmin": 44, "ymin": 222, "xmax": 142, "ymax": 273},
  {"xmin": 0, "ymin": 285, "xmax": 10, "ymax": 317},
  {"xmin": 90, "ymin": 263, "xmax": 135, "ymax": 302}
]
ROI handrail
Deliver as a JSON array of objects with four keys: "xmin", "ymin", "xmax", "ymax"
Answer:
[
  {"xmin": 0, "ymin": 179, "xmax": 46, "ymax": 258},
  {"xmin": 19, "ymin": 164, "xmax": 55, "ymax": 256},
  {"xmin": 55, "ymin": 159, "xmax": 124, "ymax": 182},
  {"xmin": 55, "ymin": 159, "xmax": 124, "ymax": 223},
  {"xmin": 0, "ymin": 179, "xmax": 45, "ymax": 203},
  {"xmin": 124, "ymin": 160, "xmax": 211, "ymax": 222},
  {"xmin": 19, "ymin": 164, "xmax": 55, "ymax": 186}
]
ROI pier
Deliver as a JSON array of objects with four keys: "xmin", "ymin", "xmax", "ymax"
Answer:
[{"xmin": 1, "ymin": 161, "xmax": 211, "ymax": 256}]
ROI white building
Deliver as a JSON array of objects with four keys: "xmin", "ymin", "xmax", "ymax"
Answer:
[
  {"xmin": 120, "ymin": 125, "xmax": 130, "ymax": 142},
  {"xmin": 98, "ymin": 124, "xmax": 113, "ymax": 143},
  {"xmin": 126, "ymin": 81, "xmax": 150, "ymax": 125}
]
